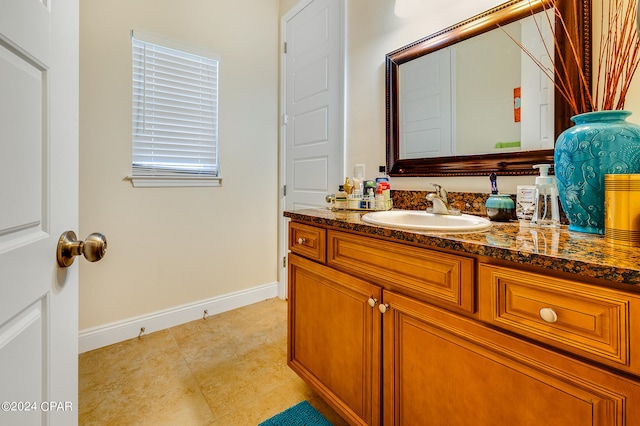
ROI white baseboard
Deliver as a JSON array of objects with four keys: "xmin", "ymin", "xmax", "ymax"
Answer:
[{"xmin": 78, "ymin": 282, "xmax": 280, "ymax": 353}]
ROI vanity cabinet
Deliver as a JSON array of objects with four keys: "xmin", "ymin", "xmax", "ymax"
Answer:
[
  {"xmin": 287, "ymin": 221, "xmax": 640, "ymax": 426},
  {"xmin": 383, "ymin": 289, "xmax": 638, "ymax": 425},
  {"xmin": 288, "ymin": 253, "xmax": 382, "ymax": 426}
]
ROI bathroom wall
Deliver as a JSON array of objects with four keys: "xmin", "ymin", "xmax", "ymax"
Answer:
[
  {"xmin": 80, "ymin": 0, "xmax": 640, "ymax": 339},
  {"xmin": 279, "ymin": 0, "xmax": 640, "ymax": 194},
  {"xmin": 79, "ymin": 0, "xmax": 280, "ymax": 330}
]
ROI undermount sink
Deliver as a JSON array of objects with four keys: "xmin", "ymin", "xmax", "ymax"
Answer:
[{"xmin": 362, "ymin": 210, "xmax": 492, "ymax": 232}]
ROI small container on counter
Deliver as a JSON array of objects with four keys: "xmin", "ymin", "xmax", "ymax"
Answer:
[
  {"xmin": 335, "ymin": 185, "xmax": 347, "ymax": 209},
  {"xmin": 605, "ymin": 174, "xmax": 640, "ymax": 247},
  {"xmin": 486, "ymin": 172, "xmax": 515, "ymax": 222},
  {"xmin": 516, "ymin": 185, "xmax": 537, "ymax": 226},
  {"xmin": 486, "ymin": 194, "xmax": 515, "ymax": 222},
  {"xmin": 376, "ymin": 166, "xmax": 390, "ymax": 183}
]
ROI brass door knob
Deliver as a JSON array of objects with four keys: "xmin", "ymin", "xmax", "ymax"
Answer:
[{"xmin": 57, "ymin": 231, "xmax": 107, "ymax": 267}]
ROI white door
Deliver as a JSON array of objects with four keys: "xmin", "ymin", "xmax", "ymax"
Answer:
[
  {"xmin": 283, "ymin": 0, "xmax": 344, "ymax": 211},
  {"xmin": 398, "ymin": 47, "xmax": 454, "ymax": 159},
  {"xmin": 0, "ymin": 0, "xmax": 81, "ymax": 425},
  {"xmin": 279, "ymin": 0, "xmax": 344, "ymax": 297},
  {"xmin": 520, "ymin": 10, "xmax": 555, "ymax": 150}
]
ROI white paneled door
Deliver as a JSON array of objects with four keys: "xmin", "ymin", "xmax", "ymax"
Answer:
[
  {"xmin": 283, "ymin": 0, "xmax": 344, "ymax": 211},
  {"xmin": 279, "ymin": 0, "xmax": 344, "ymax": 297},
  {"xmin": 0, "ymin": 0, "xmax": 80, "ymax": 425},
  {"xmin": 520, "ymin": 10, "xmax": 555, "ymax": 151},
  {"xmin": 399, "ymin": 48, "xmax": 454, "ymax": 159}
]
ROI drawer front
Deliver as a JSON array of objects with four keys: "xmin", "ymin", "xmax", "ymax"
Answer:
[
  {"xmin": 479, "ymin": 264, "xmax": 631, "ymax": 367},
  {"xmin": 328, "ymin": 230, "xmax": 475, "ymax": 312},
  {"xmin": 289, "ymin": 222, "xmax": 326, "ymax": 263}
]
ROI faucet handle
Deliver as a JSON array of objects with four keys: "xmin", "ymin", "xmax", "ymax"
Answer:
[{"xmin": 430, "ymin": 182, "xmax": 447, "ymax": 201}]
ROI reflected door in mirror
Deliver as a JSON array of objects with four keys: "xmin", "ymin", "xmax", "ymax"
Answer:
[
  {"xmin": 397, "ymin": 11, "xmax": 554, "ymax": 160},
  {"xmin": 400, "ymin": 48, "xmax": 453, "ymax": 159}
]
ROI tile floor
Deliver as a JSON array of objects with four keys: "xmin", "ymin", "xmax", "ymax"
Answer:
[{"xmin": 79, "ymin": 298, "xmax": 348, "ymax": 425}]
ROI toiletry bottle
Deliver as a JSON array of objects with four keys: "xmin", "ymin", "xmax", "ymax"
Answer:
[
  {"xmin": 349, "ymin": 187, "xmax": 362, "ymax": 209},
  {"xmin": 375, "ymin": 186, "xmax": 385, "ymax": 210},
  {"xmin": 531, "ymin": 164, "xmax": 560, "ymax": 228},
  {"xmin": 352, "ymin": 176, "xmax": 363, "ymax": 199},
  {"xmin": 378, "ymin": 181, "xmax": 390, "ymax": 198},
  {"xmin": 516, "ymin": 185, "xmax": 537, "ymax": 226},
  {"xmin": 343, "ymin": 177, "xmax": 353, "ymax": 195},
  {"xmin": 376, "ymin": 166, "xmax": 390, "ymax": 183},
  {"xmin": 335, "ymin": 185, "xmax": 347, "ymax": 209},
  {"xmin": 366, "ymin": 187, "xmax": 375, "ymax": 209},
  {"xmin": 364, "ymin": 180, "xmax": 377, "ymax": 198}
]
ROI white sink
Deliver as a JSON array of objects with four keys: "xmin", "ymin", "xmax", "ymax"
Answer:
[{"xmin": 362, "ymin": 210, "xmax": 491, "ymax": 232}]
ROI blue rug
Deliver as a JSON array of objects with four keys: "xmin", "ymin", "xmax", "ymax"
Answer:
[{"xmin": 258, "ymin": 400, "xmax": 333, "ymax": 426}]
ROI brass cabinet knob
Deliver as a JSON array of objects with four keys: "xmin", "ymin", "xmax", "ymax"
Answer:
[
  {"xmin": 379, "ymin": 303, "xmax": 390, "ymax": 314},
  {"xmin": 297, "ymin": 237, "xmax": 306, "ymax": 245},
  {"xmin": 368, "ymin": 297, "xmax": 378, "ymax": 308},
  {"xmin": 57, "ymin": 231, "xmax": 107, "ymax": 267}
]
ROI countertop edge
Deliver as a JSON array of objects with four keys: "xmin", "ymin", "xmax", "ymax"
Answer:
[{"xmin": 285, "ymin": 209, "xmax": 640, "ymax": 287}]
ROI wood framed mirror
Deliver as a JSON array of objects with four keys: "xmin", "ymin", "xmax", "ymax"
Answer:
[{"xmin": 386, "ymin": 0, "xmax": 591, "ymax": 177}]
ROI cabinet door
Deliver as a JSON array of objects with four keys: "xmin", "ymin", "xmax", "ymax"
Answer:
[
  {"xmin": 288, "ymin": 254, "xmax": 382, "ymax": 426},
  {"xmin": 382, "ymin": 290, "xmax": 640, "ymax": 426}
]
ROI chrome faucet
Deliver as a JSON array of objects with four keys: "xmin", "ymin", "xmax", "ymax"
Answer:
[{"xmin": 426, "ymin": 183, "xmax": 460, "ymax": 215}]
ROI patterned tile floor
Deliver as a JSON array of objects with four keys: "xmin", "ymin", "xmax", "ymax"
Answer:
[{"xmin": 79, "ymin": 298, "xmax": 348, "ymax": 425}]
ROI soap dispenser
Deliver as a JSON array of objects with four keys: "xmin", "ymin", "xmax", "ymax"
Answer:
[{"xmin": 531, "ymin": 164, "xmax": 560, "ymax": 228}]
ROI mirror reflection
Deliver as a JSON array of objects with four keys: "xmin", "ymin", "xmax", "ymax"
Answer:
[
  {"xmin": 386, "ymin": 0, "xmax": 591, "ymax": 177},
  {"xmin": 398, "ymin": 10, "xmax": 554, "ymax": 159}
]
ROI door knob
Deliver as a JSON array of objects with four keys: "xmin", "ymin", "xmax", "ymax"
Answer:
[{"xmin": 56, "ymin": 231, "xmax": 107, "ymax": 267}]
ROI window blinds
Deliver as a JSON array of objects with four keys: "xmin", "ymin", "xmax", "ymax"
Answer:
[{"xmin": 132, "ymin": 34, "xmax": 219, "ymax": 177}]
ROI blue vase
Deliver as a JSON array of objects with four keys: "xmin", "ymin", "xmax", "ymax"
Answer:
[{"xmin": 554, "ymin": 110, "xmax": 640, "ymax": 235}]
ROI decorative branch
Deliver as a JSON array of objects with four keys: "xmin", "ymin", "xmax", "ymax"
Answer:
[{"xmin": 504, "ymin": 0, "xmax": 640, "ymax": 114}]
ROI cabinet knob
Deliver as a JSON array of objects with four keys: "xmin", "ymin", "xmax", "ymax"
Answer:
[
  {"xmin": 379, "ymin": 303, "xmax": 390, "ymax": 314},
  {"xmin": 368, "ymin": 297, "xmax": 378, "ymax": 308},
  {"xmin": 297, "ymin": 237, "xmax": 306, "ymax": 245},
  {"xmin": 539, "ymin": 307, "xmax": 558, "ymax": 323}
]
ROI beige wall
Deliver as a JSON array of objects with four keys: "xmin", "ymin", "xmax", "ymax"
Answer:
[
  {"xmin": 80, "ymin": 0, "xmax": 640, "ymax": 331},
  {"xmin": 79, "ymin": 0, "xmax": 280, "ymax": 329}
]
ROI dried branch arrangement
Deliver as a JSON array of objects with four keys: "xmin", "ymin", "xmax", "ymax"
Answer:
[
  {"xmin": 505, "ymin": 0, "xmax": 640, "ymax": 115},
  {"xmin": 594, "ymin": 0, "xmax": 640, "ymax": 110}
]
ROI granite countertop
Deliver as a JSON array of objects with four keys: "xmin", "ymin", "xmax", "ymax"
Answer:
[{"xmin": 284, "ymin": 208, "xmax": 640, "ymax": 286}]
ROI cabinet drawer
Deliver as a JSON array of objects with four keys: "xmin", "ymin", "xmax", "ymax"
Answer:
[
  {"xmin": 328, "ymin": 230, "xmax": 475, "ymax": 312},
  {"xmin": 479, "ymin": 264, "xmax": 637, "ymax": 370},
  {"xmin": 289, "ymin": 222, "xmax": 326, "ymax": 263}
]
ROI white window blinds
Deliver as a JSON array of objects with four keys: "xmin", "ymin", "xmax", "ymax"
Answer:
[{"xmin": 131, "ymin": 32, "xmax": 220, "ymax": 185}]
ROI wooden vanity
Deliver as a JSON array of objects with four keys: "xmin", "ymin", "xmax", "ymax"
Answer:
[{"xmin": 285, "ymin": 209, "xmax": 640, "ymax": 426}]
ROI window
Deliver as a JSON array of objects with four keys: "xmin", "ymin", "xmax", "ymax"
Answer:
[{"xmin": 130, "ymin": 31, "xmax": 221, "ymax": 187}]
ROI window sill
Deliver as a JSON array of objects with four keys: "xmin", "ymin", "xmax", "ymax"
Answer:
[{"xmin": 126, "ymin": 175, "xmax": 222, "ymax": 188}]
